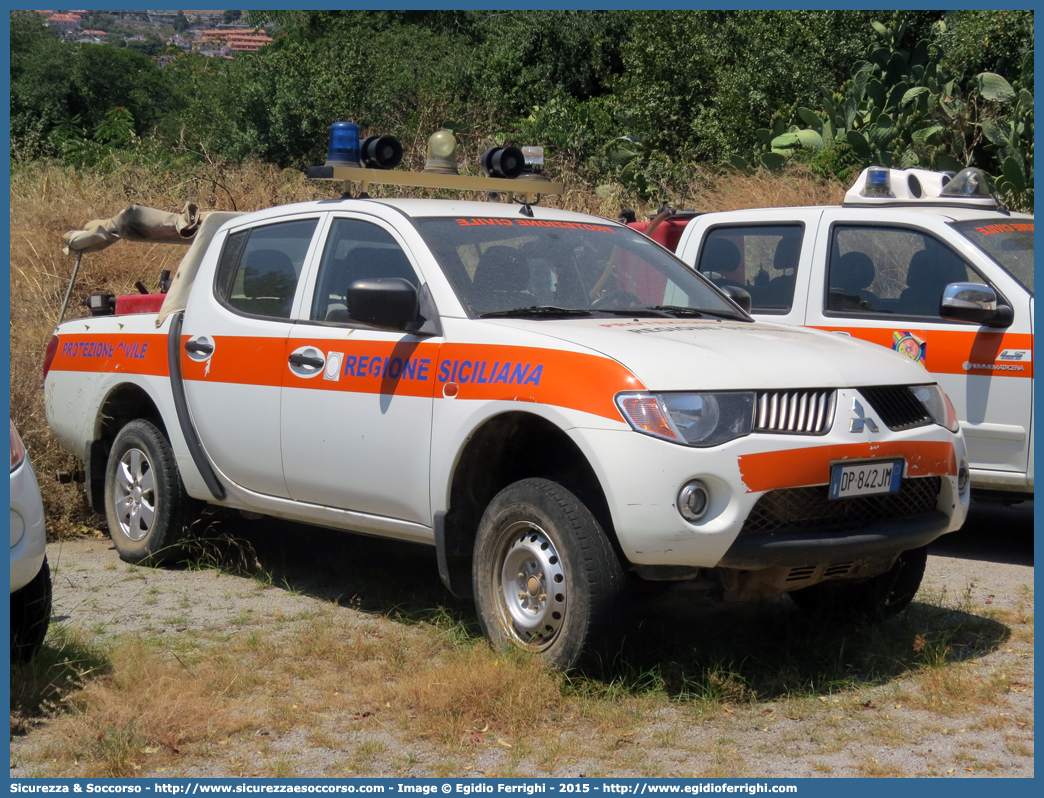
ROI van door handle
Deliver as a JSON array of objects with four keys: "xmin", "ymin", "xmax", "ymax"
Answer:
[{"xmin": 185, "ymin": 339, "xmax": 214, "ymax": 355}]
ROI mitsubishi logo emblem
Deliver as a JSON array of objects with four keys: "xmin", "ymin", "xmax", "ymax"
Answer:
[{"xmin": 849, "ymin": 398, "xmax": 879, "ymax": 433}]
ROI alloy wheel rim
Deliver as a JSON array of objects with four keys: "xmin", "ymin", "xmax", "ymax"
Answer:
[{"xmin": 114, "ymin": 447, "xmax": 157, "ymax": 542}]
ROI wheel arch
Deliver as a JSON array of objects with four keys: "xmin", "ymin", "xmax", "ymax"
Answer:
[
  {"xmin": 436, "ymin": 410, "xmax": 620, "ymax": 598},
  {"xmin": 85, "ymin": 382, "xmax": 167, "ymax": 513}
]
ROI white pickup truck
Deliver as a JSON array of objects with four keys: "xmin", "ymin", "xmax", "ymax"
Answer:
[
  {"xmin": 660, "ymin": 167, "xmax": 1033, "ymax": 504},
  {"xmin": 44, "ymin": 148, "xmax": 970, "ymax": 668}
]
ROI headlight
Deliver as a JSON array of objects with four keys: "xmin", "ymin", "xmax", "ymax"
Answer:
[
  {"xmin": 910, "ymin": 384, "xmax": 960, "ymax": 433},
  {"xmin": 616, "ymin": 392, "xmax": 755, "ymax": 447}
]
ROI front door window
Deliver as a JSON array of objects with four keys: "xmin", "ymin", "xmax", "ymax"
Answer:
[{"xmin": 826, "ymin": 225, "xmax": 978, "ymax": 318}]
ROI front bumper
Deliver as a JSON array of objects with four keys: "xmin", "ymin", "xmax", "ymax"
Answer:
[
  {"xmin": 718, "ymin": 511, "xmax": 950, "ymax": 568},
  {"xmin": 575, "ymin": 389, "xmax": 970, "ymax": 570}
]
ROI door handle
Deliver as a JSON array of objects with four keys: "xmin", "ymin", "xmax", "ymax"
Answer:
[
  {"xmin": 185, "ymin": 339, "xmax": 214, "ymax": 355},
  {"xmin": 288, "ymin": 353, "xmax": 325, "ymax": 369}
]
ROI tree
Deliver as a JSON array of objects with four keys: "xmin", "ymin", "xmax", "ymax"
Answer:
[
  {"xmin": 125, "ymin": 38, "xmax": 163, "ymax": 58},
  {"xmin": 69, "ymin": 44, "xmax": 173, "ymax": 135},
  {"xmin": 934, "ymin": 10, "xmax": 1034, "ymax": 81},
  {"xmin": 223, "ymin": 10, "xmax": 243, "ymax": 25},
  {"xmin": 10, "ymin": 11, "xmax": 75, "ymax": 157},
  {"xmin": 85, "ymin": 12, "xmax": 116, "ymax": 32},
  {"xmin": 613, "ymin": 10, "xmax": 876, "ymax": 162},
  {"xmin": 173, "ymin": 10, "xmax": 189, "ymax": 33}
]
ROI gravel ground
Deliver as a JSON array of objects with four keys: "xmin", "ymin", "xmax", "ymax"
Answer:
[{"xmin": 10, "ymin": 501, "xmax": 1034, "ymax": 778}]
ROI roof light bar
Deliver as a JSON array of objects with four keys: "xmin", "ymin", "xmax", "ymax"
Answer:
[
  {"xmin": 843, "ymin": 166, "xmax": 996, "ymax": 208},
  {"xmin": 307, "ymin": 122, "xmax": 565, "ymax": 198}
]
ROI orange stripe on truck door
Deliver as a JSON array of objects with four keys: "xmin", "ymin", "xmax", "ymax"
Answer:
[
  {"xmin": 812, "ymin": 326, "xmax": 1033, "ymax": 378},
  {"xmin": 285, "ymin": 338, "xmax": 442, "ymax": 399},
  {"xmin": 737, "ymin": 440, "xmax": 957, "ymax": 494},
  {"xmin": 180, "ymin": 335, "xmax": 287, "ymax": 387},
  {"xmin": 184, "ymin": 336, "xmax": 644, "ymax": 422},
  {"xmin": 282, "ymin": 339, "xmax": 644, "ymax": 418}
]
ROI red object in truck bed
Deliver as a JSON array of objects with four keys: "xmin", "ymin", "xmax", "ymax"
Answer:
[
  {"xmin": 627, "ymin": 218, "xmax": 692, "ymax": 253},
  {"xmin": 115, "ymin": 294, "xmax": 165, "ymax": 315}
]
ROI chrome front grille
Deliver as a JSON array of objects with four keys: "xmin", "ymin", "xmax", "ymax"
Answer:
[
  {"xmin": 859, "ymin": 385, "xmax": 933, "ymax": 431},
  {"xmin": 754, "ymin": 389, "xmax": 836, "ymax": 435}
]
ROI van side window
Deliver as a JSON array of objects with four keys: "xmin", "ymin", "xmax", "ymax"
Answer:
[
  {"xmin": 696, "ymin": 225, "xmax": 802, "ymax": 313},
  {"xmin": 310, "ymin": 219, "xmax": 419, "ymax": 323},
  {"xmin": 827, "ymin": 226, "xmax": 976, "ymax": 318},
  {"xmin": 215, "ymin": 218, "xmax": 319, "ymax": 319}
]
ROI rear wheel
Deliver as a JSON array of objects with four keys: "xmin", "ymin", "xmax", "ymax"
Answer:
[
  {"xmin": 789, "ymin": 545, "xmax": 928, "ymax": 621},
  {"xmin": 104, "ymin": 420, "xmax": 197, "ymax": 566},
  {"xmin": 473, "ymin": 478, "xmax": 628, "ymax": 670},
  {"xmin": 11, "ymin": 557, "xmax": 52, "ymax": 663}
]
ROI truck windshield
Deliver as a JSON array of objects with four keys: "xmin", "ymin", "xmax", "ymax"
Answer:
[
  {"xmin": 414, "ymin": 216, "xmax": 746, "ymax": 319},
  {"xmin": 952, "ymin": 219, "xmax": 1034, "ymax": 294}
]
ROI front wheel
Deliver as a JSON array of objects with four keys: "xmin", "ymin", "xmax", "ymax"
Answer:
[
  {"xmin": 472, "ymin": 478, "xmax": 628, "ymax": 670},
  {"xmin": 789, "ymin": 545, "xmax": 928, "ymax": 622},
  {"xmin": 104, "ymin": 420, "xmax": 197, "ymax": 566}
]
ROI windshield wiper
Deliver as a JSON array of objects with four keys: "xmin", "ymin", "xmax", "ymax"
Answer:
[
  {"xmin": 479, "ymin": 306, "xmax": 594, "ymax": 319},
  {"xmin": 646, "ymin": 305, "xmax": 748, "ymax": 320},
  {"xmin": 592, "ymin": 307, "xmax": 673, "ymax": 318}
]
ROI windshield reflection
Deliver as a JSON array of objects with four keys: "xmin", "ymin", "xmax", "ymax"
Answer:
[{"xmin": 414, "ymin": 216, "xmax": 748, "ymax": 319}]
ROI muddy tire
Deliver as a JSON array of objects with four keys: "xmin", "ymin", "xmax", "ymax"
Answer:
[
  {"xmin": 104, "ymin": 420, "xmax": 197, "ymax": 566},
  {"xmin": 472, "ymin": 478, "xmax": 628, "ymax": 670},
  {"xmin": 789, "ymin": 545, "xmax": 928, "ymax": 621},
  {"xmin": 10, "ymin": 557, "xmax": 52, "ymax": 663}
]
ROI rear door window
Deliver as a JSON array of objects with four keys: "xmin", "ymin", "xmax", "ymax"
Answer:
[{"xmin": 214, "ymin": 218, "xmax": 320, "ymax": 319}]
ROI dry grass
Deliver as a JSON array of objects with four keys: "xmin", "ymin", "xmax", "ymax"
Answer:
[
  {"xmin": 45, "ymin": 549, "xmax": 1040, "ymax": 776},
  {"xmin": 398, "ymin": 644, "xmax": 564, "ymax": 745},
  {"xmin": 856, "ymin": 758, "xmax": 907, "ymax": 777},
  {"xmin": 895, "ymin": 661, "xmax": 1018, "ymax": 716},
  {"xmin": 13, "ymin": 617, "xmax": 562, "ymax": 777},
  {"xmin": 1005, "ymin": 740, "xmax": 1034, "ymax": 758},
  {"xmin": 9, "ymin": 625, "xmax": 112, "ymax": 737},
  {"xmin": 14, "ymin": 564, "xmax": 1030, "ymax": 778},
  {"xmin": 19, "ymin": 637, "xmax": 264, "ymax": 777}
]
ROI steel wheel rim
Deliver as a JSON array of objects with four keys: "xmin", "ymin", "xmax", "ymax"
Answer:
[
  {"xmin": 495, "ymin": 521, "xmax": 567, "ymax": 651},
  {"xmin": 114, "ymin": 447, "xmax": 157, "ymax": 542}
]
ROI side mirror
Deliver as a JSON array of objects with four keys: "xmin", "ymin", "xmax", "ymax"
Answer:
[
  {"xmin": 939, "ymin": 282, "xmax": 1012, "ymax": 328},
  {"xmin": 347, "ymin": 278, "xmax": 419, "ymax": 330},
  {"xmin": 719, "ymin": 284, "xmax": 752, "ymax": 314}
]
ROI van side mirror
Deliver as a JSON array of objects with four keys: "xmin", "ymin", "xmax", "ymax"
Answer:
[
  {"xmin": 347, "ymin": 278, "xmax": 419, "ymax": 330},
  {"xmin": 939, "ymin": 282, "xmax": 1012, "ymax": 328},
  {"xmin": 719, "ymin": 284, "xmax": 752, "ymax": 314}
]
